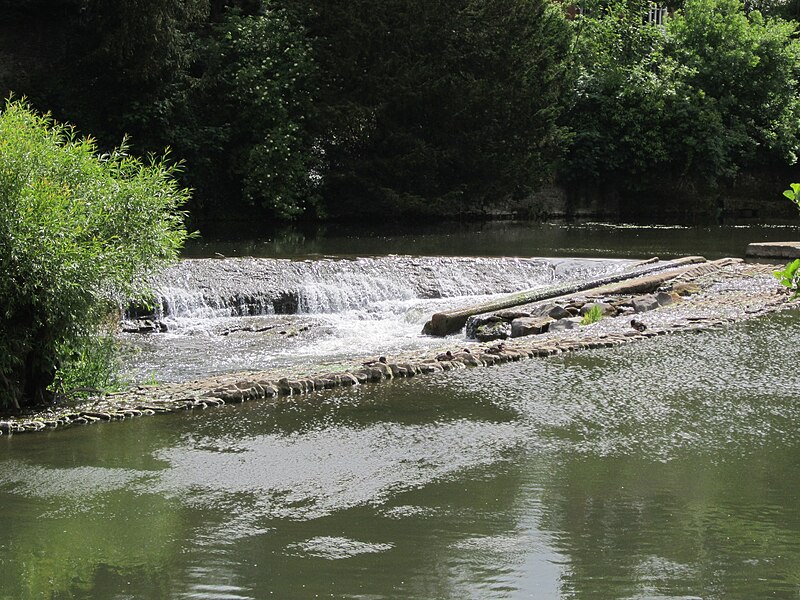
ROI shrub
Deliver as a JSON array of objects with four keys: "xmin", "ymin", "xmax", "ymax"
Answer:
[
  {"xmin": 0, "ymin": 100, "xmax": 189, "ymax": 409},
  {"xmin": 774, "ymin": 183, "xmax": 800, "ymax": 297}
]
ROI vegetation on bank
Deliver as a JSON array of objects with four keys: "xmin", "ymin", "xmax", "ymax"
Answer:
[
  {"xmin": 0, "ymin": 100, "xmax": 189, "ymax": 410},
  {"xmin": 774, "ymin": 183, "xmax": 800, "ymax": 295},
  {"xmin": 3, "ymin": 0, "xmax": 800, "ymax": 222}
]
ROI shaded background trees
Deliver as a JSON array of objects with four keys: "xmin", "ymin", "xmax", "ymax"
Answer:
[
  {"xmin": 0, "ymin": 0, "xmax": 572, "ymax": 222},
  {"xmin": 1, "ymin": 0, "xmax": 800, "ymax": 224},
  {"xmin": 563, "ymin": 0, "xmax": 800, "ymax": 199}
]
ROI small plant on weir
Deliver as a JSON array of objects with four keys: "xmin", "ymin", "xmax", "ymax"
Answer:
[{"xmin": 581, "ymin": 305, "xmax": 604, "ymax": 325}]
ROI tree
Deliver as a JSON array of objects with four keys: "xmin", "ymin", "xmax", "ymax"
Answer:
[
  {"xmin": 564, "ymin": 0, "xmax": 800, "ymax": 192},
  {"xmin": 281, "ymin": 0, "xmax": 573, "ymax": 217},
  {"xmin": 0, "ymin": 100, "xmax": 189, "ymax": 409},
  {"xmin": 171, "ymin": 5, "xmax": 320, "ymax": 219}
]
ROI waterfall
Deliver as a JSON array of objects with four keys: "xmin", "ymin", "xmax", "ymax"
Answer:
[{"xmin": 119, "ymin": 255, "xmax": 635, "ymax": 383}]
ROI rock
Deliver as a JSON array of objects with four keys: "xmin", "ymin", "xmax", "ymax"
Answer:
[
  {"xmin": 474, "ymin": 321, "xmax": 511, "ymax": 342},
  {"xmin": 340, "ymin": 373, "xmax": 359, "ymax": 386},
  {"xmin": 466, "ymin": 314, "xmax": 506, "ymax": 339},
  {"xmin": 547, "ymin": 305, "xmax": 572, "ymax": 320},
  {"xmin": 496, "ymin": 309, "xmax": 531, "ymax": 320},
  {"xmin": 549, "ymin": 317, "xmax": 581, "ymax": 332},
  {"xmin": 631, "ymin": 295, "xmax": 660, "ymax": 313},
  {"xmin": 565, "ymin": 306, "xmax": 581, "ymax": 316},
  {"xmin": 121, "ymin": 319, "xmax": 168, "ymax": 334},
  {"xmin": 655, "ymin": 291, "xmax": 675, "ymax": 307},
  {"xmin": 510, "ymin": 317, "xmax": 553, "ymax": 338},
  {"xmin": 579, "ymin": 302, "xmax": 617, "ymax": 317},
  {"xmin": 745, "ymin": 241, "xmax": 800, "ymax": 259}
]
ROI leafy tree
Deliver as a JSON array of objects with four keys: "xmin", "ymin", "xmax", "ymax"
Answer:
[
  {"xmin": 282, "ymin": 0, "xmax": 573, "ymax": 217},
  {"xmin": 0, "ymin": 100, "xmax": 189, "ymax": 409},
  {"xmin": 564, "ymin": 0, "xmax": 800, "ymax": 192},
  {"xmin": 172, "ymin": 5, "xmax": 320, "ymax": 219}
]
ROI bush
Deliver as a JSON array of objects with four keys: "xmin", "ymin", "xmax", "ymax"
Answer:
[
  {"xmin": 565, "ymin": 0, "xmax": 800, "ymax": 191},
  {"xmin": 774, "ymin": 183, "xmax": 800, "ymax": 296},
  {"xmin": 0, "ymin": 100, "xmax": 189, "ymax": 409}
]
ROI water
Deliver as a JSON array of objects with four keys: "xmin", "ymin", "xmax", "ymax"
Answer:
[
  {"xmin": 182, "ymin": 221, "xmax": 800, "ymax": 260},
  {"xmin": 2, "ymin": 312, "xmax": 800, "ymax": 599},
  {"xmin": 6, "ymin": 221, "xmax": 800, "ymax": 598},
  {"xmin": 121, "ymin": 256, "xmax": 634, "ymax": 382}
]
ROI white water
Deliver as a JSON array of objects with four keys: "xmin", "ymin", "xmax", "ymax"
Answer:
[{"xmin": 120, "ymin": 256, "xmax": 634, "ymax": 382}]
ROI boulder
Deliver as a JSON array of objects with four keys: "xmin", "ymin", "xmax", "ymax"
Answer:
[
  {"xmin": 579, "ymin": 302, "xmax": 617, "ymax": 317},
  {"xmin": 474, "ymin": 321, "xmax": 511, "ymax": 342},
  {"xmin": 511, "ymin": 316, "xmax": 553, "ymax": 338},
  {"xmin": 671, "ymin": 282, "xmax": 701, "ymax": 296},
  {"xmin": 655, "ymin": 291, "xmax": 675, "ymax": 307},
  {"xmin": 496, "ymin": 309, "xmax": 532, "ymax": 320},
  {"xmin": 547, "ymin": 305, "xmax": 572, "ymax": 320},
  {"xmin": 465, "ymin": 314, "xmax": 506, "ymax": 339},
  {"xmin": 631, "ymin": 295, "xmax": 659, "ymax": 313},
  {"xmin": 121, "ymin": 319, "xmax": 168, "ymax": 334}
]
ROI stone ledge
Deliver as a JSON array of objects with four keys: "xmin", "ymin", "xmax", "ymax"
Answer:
[{"xmin": 745, "ymin": 241, "xmax": 800, "ymax": 259}]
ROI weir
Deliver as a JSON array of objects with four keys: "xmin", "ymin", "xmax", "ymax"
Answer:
[
  {"xmin": 119, "ymin": 255, "xmax": 635, "ymax": 382},
  {"xmin": 128, "ymin": 255, "xmax": 634, "ymax": 323}
]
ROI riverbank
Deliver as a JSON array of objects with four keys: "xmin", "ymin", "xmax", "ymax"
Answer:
[{"xmin": 1, "ymin": 260, "xmax": 796, "ymax": 435}]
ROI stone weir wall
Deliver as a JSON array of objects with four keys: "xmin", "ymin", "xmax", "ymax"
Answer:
[
  {"xmin": 124, "ymin": 255, "xmax": 630, "ymax": 325},
  {"xmin": 2, "ymin": 261, "xmax": 797, "ymax": 435}
]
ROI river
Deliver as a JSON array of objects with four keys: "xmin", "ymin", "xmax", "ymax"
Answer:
[{"xmin": 2, "ymin": 222, "xmax": 800, "ymax": 599}]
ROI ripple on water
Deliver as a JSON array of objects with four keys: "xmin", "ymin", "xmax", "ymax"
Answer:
[
  {"xmin": 431, "ymin": 311, "xmax": 800, "ymax": 461},
  {"xmin": 285, "ymin": 536, "xmax": 394, "ymax": 560}
]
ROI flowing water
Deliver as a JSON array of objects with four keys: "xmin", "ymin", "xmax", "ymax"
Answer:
[
  {"xmin": 3, "ymin": 222, "xmax": 800, "ymax": 599},
  {"xmin": 120, "ymin": 255, "xmax": 633, "ymax": 382}
]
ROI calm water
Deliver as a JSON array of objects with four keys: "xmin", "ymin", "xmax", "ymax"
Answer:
[
  {"xmin": 182, "ymin": 221, "xmax": 800, "ymax": 260},
  {"xmin": 2, "ymin": 312, "xmax": 800, "ymax": 599}
]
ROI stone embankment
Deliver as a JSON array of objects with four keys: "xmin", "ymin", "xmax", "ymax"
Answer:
[{"xmin": 1, "ymin": 260, "xmax": 797, "ymax": 436}]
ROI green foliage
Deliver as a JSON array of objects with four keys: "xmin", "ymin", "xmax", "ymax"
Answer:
[
  {"xmin": 0, "ymin": 100, "xmax": 189, "ymax": 409},
  {"xmin": 773, "ymin": 258, "xmax": 800, "ymax": 296},
  {"xmin": 581, "ymin": 304, "xmax": 604, "ymax": 325},
  {"xmin": 565, "ymin": 0, "xmax": 800, "ymax": 192},
  {"xmin": 783, "ymin": 182, "xmax": 800, "ymax": 207},
  {"xmin": 283, "ymin": 0, "xmax": 573, "ymax": 217},
  {"xmin": 774, "ymin": 183, "xmax": 800, "ymax": 297},
  {"xmin": 183, "ymin": 6, "xmax": 320, "ymax": 219}
]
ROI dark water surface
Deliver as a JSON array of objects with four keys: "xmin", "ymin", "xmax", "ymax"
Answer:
[
  {"xmin": 2, "ymin": 312, "xmax": 800, "ymax": 599},
  {"xmin": 182, "ymin": 221, "xmax": 800, "ymax": 260}
]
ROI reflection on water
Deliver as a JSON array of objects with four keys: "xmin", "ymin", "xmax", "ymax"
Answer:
[
  {"xmin": 1, "ymin": 312, "xmax": 800, "ymax": 599},
  {"xmin": 182, "ymin": 221, "xmax": 800, "ymax": 260}
]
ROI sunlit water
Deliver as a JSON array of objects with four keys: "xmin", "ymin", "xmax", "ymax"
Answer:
[
  {"xmin": 2, "ymin": 312, "xmax": 800, "ymax": 599},
  {"xmin": 120, "ymin": 256, "xmax": 633, "ymax": 382}
]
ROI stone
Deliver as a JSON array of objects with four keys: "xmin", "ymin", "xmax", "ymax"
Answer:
[
  {"xmin": 474, "ymin": 321, "xmax": 511, "ymax": 342},
  {"xmin": 340, "ymin": 373, "xmax": 359, "ymax": 386},
  {"xmin": 655, "ymin": 291, "xmax": 674, "ymax": 307},
  {"xmin": 631, "ymin": 295, "xmax": 660, "ymax": 313},
  {"xmin": 510, "ymin": 316, "xmax": 553, "ymax": 338},
  {"xmin": 547, "ymin": 305, "xmax": 572, "ymax": 320},
  {"xmin": 672, "ymin": 283, "xmax": 701, "ymax": 296},
  {"xmin": 465, "ymin": 314, "xmax": 507, "ymax": 339},
  {"xmin": 745, "ymin": 241, "xmax": 800, "ymax": 259},
  {"xmin": 121, "ymin": 319, "xmax": 168, "ymax": 334},
  {"xmin": 549, "ymin": 317, "xmax": 581, "ymax": 332},
  {"xmin": 496, "ymin": 309, "xmax": 532, "ymax": 320}
]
